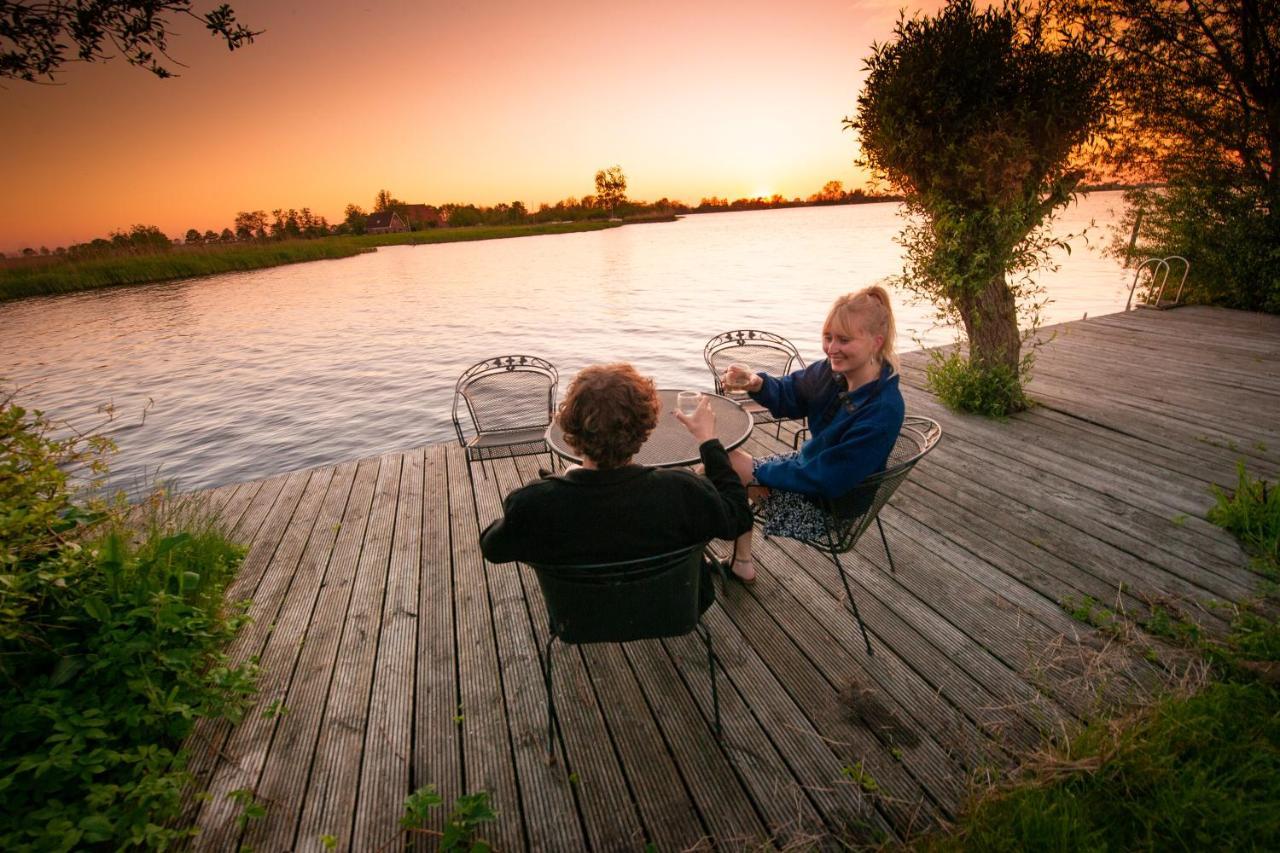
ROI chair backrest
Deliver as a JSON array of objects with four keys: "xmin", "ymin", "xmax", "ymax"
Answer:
[
  {"xmin": 820, "ymin": 416, "xmax": 942, "ymax": 550},
  {"xmin": 704, "ymin": 330, "xmax": 805, "ymax": 393},
  {"xmin": 453, "ymin": 355, "xmax": 558, "ymax": 437},
  {"xmin": 529, "ymin": 543, "xmax": 706, "ymax": 645}
]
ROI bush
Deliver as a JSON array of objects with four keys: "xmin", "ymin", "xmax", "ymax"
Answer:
[
  {"xmin": 0, "ymin": 392, "xmax": 255, "ymax": 850},
  {"xmin": 925, "ymin": 349, "xmax": 1029, "ymax": 417},
  {"xmin": 1117, "ymin": 184, "xmax": 1280, "ymax": 314}
]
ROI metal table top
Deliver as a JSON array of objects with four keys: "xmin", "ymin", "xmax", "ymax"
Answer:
[{"xmin": 547, "ymin": 389, "xmax": 754, "ymax": 468}]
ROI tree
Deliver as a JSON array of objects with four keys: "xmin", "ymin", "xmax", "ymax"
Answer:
[
  {"xmin": 0, "ymin": 1, "xmax": 260, "ymax": 83},
  {"xmin": 810, "ymin": 180, "xmax": 846, "ymax": 203},
  {"xmin": 848, "ymin": 0, "xmax": 1108, "ymax": 413},
  {"xmin": 373, "ymin": 189, "xmax": 404, "ymax": 212},
  {"xmin": 233, "ymin": 209, "xmax": 267, "ymax": 240},
  {"xmin": 184, "ymin": 228, "xmax": 203, "ymax": 244},
  {"xmin": 594, "ymin": 166, "xmax": 627, "ymax": 218},
  {"xmin": 219, "ymin": 227, "xmax": 234, "ymax": 242},
  {"xmin": 343, "ymin": 203, "xmax": 368, "ymax": 235},
  {"xmin": 1053, "ymin": 0, "xmax": 1280, "ymax": 313}
]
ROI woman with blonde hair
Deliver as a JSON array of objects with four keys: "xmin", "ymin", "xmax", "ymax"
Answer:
[{"xmin": 719, "ymin": 285, "xmax": 905, "ymax": 583}]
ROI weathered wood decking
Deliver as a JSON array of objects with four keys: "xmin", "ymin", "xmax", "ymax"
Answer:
[{"xmin": 183, "ymin": 307, "xmax": 1278, "ymax": 851}]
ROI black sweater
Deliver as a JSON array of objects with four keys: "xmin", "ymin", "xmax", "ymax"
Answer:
[{"xmin": 479, "ymin": 439, "xmax": 753, "ymax": 566}]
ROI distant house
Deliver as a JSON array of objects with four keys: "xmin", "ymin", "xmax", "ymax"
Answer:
[
  {"xmin": 400, "ymin": 203, "xmax": 444, "ymax": 229},
  {"xmin": 365, "ymin": 211, "xmax": 408, "ymax": 234}
]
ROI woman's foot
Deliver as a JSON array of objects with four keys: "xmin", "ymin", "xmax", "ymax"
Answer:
[{"xmin": 730, "ymin": 557, "xmax": 757, "ymax": 585}]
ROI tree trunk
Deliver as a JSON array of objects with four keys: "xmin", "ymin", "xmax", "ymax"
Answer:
[{"xmin": 959, "ymin": 273, "xmax": 1022, "ymax": 376}]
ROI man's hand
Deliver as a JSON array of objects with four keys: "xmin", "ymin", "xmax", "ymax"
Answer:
[{"xmin": 674, "ymin": 395, "xmax": 717, "ymax": 444}]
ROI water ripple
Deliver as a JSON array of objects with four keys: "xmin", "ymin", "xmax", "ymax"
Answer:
[{"xmin": 1, "ymin": 197, "xmax": 1132, "ymax": 492}]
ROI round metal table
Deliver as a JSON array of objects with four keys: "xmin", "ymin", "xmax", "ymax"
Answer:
[{"xmin": 546, "ymin": 389, "xmax": 754, "ymax": 468}]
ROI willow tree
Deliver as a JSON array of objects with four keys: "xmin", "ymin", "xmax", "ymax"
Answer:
[{"xmin": 848, "ymin": 0, "xmax": 1108, "ymax": 413}]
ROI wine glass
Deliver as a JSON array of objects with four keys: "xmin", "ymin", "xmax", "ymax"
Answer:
[{"xmin": 677, "ymin": 391, "xmax": 702, "ymax": 416}]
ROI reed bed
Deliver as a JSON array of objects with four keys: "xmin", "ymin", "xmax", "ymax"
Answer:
[{"xmin": 0, "ymin": 221, "xmax": 621, "ymax": 302}]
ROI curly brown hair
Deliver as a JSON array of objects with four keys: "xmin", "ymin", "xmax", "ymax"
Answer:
[{"xmin": 557, "ymin": 363, "xmax": 661, "ymax": 469}]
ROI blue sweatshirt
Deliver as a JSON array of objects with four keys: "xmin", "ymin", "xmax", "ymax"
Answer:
[{"xmin": 750, "ymin": 360, "xmax": 905, "ymax": 499}]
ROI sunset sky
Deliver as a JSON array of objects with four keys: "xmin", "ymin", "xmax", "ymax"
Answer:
[{"xmin": 2, "ymin": 0, "xmax": 947, "ymax": 253}]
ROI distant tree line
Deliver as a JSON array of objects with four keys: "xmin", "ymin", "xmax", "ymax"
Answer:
[{"xmin": 4, "ymin": 174, "xmax": 901, "ymax": 258}]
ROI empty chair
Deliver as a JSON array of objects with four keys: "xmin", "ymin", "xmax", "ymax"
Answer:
[
  {"xmin": 704, "ymin": 329, "xmax": 806, "ymax": 443},
  {"xmin": 452, "ymin": 355, "xmax": 558, "ymax": 481},
  {"xmin": 528, "ymin": 543, "xmax": 720, "ymax": 762},
  {"xmin": 758, "ymin": 416, "xmax": 941, "ymax": 655}
]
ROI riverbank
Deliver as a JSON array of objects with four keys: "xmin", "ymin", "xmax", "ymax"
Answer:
[{"xmin": 0, "ymin": 220, "xmax": 621, "ymax": 302}]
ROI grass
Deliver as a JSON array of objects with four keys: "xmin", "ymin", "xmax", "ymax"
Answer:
[
  {"xmin": 0, "ymin": 221, "xmax": 621, "ymax": 302},
  {"xmin": 918, "ymin": 681, "xmax": 1280, "ymax": 851},
  {"xmin": 912, "ymin": 464, "xmax": 1280, "ymax": 851}
]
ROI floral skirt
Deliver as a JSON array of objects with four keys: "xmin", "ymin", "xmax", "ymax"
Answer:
[{"xmin": 752, "ymin": 453, "xmax": 829, "ymax": 541}]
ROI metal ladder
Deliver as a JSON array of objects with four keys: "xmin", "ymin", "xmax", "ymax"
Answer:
[{"xmin": 1125, "ymin": 256, "xmax": 1190, "ymax": 311}]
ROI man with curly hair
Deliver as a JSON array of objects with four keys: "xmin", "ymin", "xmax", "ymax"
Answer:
[{"xmin": 480, "ymin": 363, "xmax": 752, "ymax": 606}]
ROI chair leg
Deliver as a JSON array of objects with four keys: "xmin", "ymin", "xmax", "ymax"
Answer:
[
  {"xmin": 831, "ymin": 549, "xmax": 874, "ymax": 656},
  {"xmin": 698, "ymin": 623, "xmax": 722, "ymax": 739},
  {"xmin": 543, "ymin": 633, "xmax": 557, "ymax": 764},
  {"xmin": 876, "ymin": 516, "xmax": 896, "ymax": 574}
]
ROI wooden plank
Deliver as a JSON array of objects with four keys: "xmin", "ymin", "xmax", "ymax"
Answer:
[
  {"xmin": 899, "ymin": 390, "xmax": 1257, "ymax": 555},
  {"xmin": 444, "ymin": 445, "xmax": 525, "ymax": 852},
  {"xmin": 295, "ymin": 454, "xmax": 401, "ymax": 849},
  {"xmin": 1025, "ymin": 358, "xmax": 1280, "ymax": 443},
  {"xmin": 714, "ymin": 567, "xmax": 972, "ymax": 810},
  {"xmin": 245, "ymin": 458, "xmax": 379, "ymax": 851},
  {"xmin": 920, "ymin": 446, "xmax": 1250, "ymax": 610},
  {"xmin": 474, "ymin": 456, "xmax": 584, "ymax": 851},
  {"xmin": 903, "ymin": 401, "xmax": 1254, "ymax": 587},
  {"xmin": 193, "ymin": 466, "xmax": 337, "ymax": 850},
  {"xmin": 695, "ymin": 605, "xmax": 900, "ymax": 844},
  {"xmin": 180, "ymin": 471, "xmax": 298, "ymax": 823},
  {"xmin": 706, "ymin": 589, "xmax": 948, "ymax": 826},
  {"xmin": 412, "ymin": 444, "xmax": 463, "ymax": 848},
  {"xmin": 577, "ymin": 642, "xmax": 710, "ymax": 847},
  {"xmin": 353, "ymin": 448, "xmax": 426, "ymax": 850}
]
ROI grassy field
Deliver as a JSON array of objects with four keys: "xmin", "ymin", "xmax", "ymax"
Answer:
[{"xmin": 0, "ymin": 221, "xmax": 621, "ymax": 302}]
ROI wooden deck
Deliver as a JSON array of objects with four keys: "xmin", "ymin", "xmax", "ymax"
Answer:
[{"xmin": 182, "ymin": 306, "xmax": 1279, "ymax": 851}]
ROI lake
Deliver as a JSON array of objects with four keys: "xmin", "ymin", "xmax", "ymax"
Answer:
[{"xmin": 1, "ymin": 193, "xmax": 1134, "ymax": 493}]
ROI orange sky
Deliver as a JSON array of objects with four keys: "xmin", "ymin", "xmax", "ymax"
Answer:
[{"xmin": 1, "ymin": 0, "xmax": 947, "ymax": 253}]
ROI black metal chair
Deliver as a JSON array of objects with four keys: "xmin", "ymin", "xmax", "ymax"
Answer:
[
  {"xmin": 452, "ymin": 355, "xmax": 558, "ymax": 482},
  {"xmin": 757, "ymin": 416, "xmax": 942, "ymax": 655},
  {"xmin": 703, "ymin": 330, "xmax": 806, "ymax": 443},
  {"xmin": 528, "ymin": 543, "xmax": 720, "ymax": 763}
]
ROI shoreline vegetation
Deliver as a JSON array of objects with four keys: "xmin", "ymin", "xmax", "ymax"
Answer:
[{"xmin": 0, "ymin": 220, "xmax": 626, "ymax": 303}]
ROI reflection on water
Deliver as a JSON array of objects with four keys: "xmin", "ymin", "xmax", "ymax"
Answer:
[{"xmin": 0, "ymin": 193, "xmax": 1131, "ymax": 492}]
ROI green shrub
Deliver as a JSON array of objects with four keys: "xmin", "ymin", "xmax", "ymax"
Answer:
[
  {"xmin": 925, "ymin": 349, "xmax": 1029, "ymax": 417},
  {"xmin": 0, "ymin": 392, "xmax": 255, "ymax": 850}
]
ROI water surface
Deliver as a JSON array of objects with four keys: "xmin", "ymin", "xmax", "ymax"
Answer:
[{"xmin": 1, "ymin": 194, "xmax": 1131, "ymax": 492}]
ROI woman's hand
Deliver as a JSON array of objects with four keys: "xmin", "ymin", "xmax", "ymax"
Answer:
[
  {"xmin": 722, "ymin": 363, "xmax": 763, "ymax": 393},
  {"xmin": 674, "ymin": 395, "xmax": 717, "ymax": 443}
]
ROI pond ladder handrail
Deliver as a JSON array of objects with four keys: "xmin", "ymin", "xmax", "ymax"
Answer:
[{"xmin": 1125, "ymin": 256, "xmax": 1190, "ymax": 311}]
